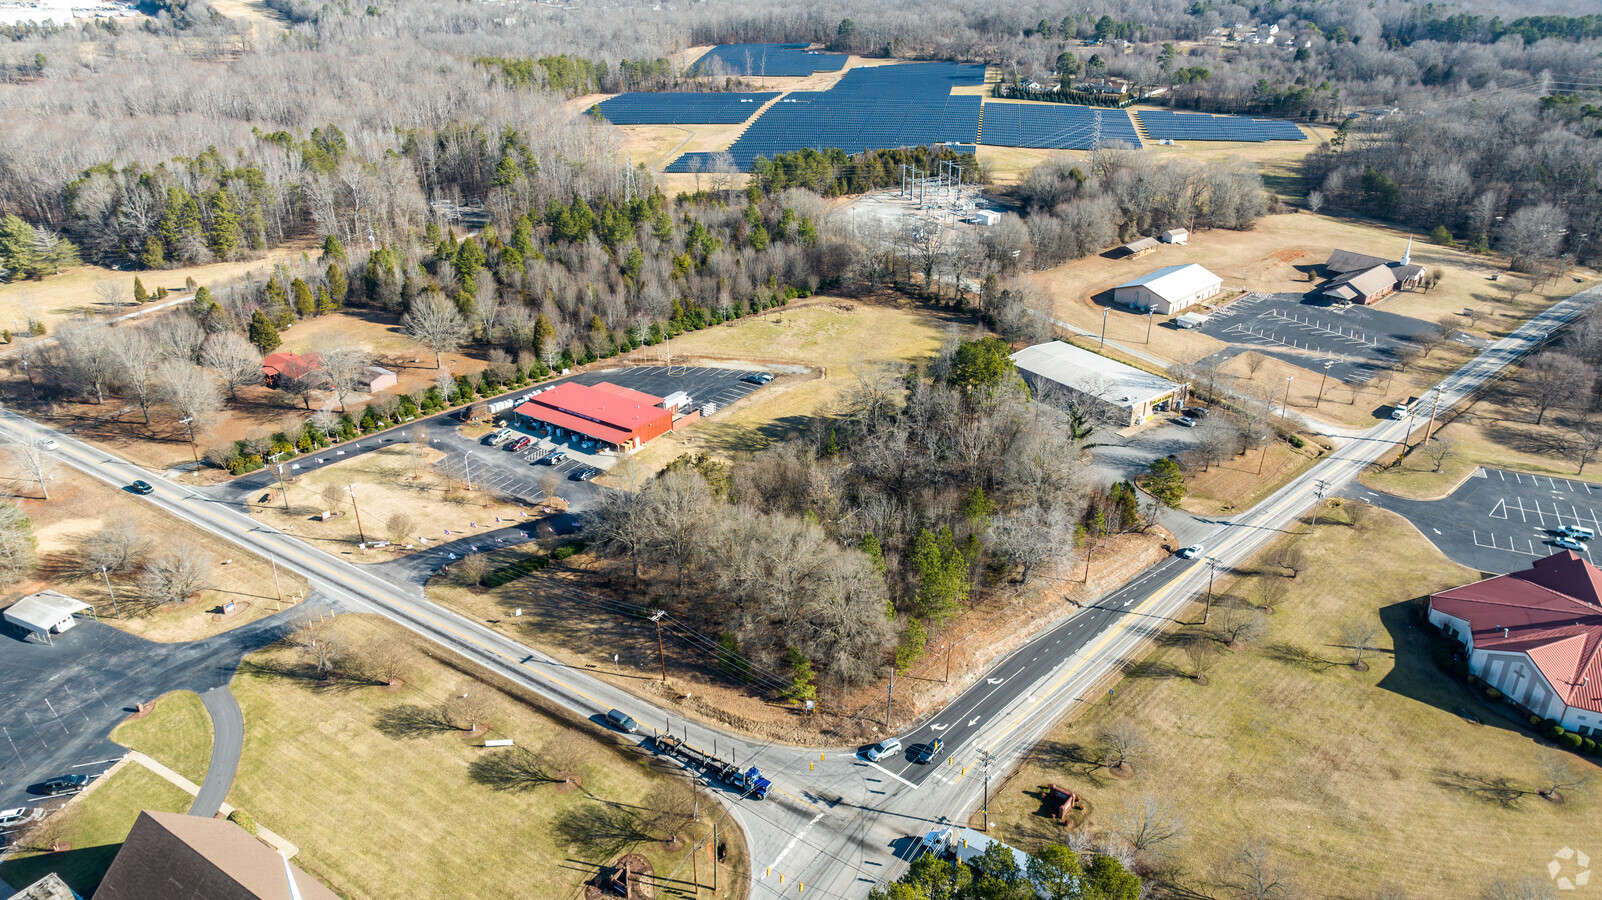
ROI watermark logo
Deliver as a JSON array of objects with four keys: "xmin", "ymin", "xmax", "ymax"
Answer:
[{"xmin": 1550, "ymin": 847, "xmax": 1591, "ymax": 891}]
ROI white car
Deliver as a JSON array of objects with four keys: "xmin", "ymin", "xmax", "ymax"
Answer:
[
  {"xmin": 1553, "ymin": 537, "xmax": 1586, "ymax": 552},
  {"xmin": 864, "ymin": 737, "xmax": 902, "ymax": 762},
  {"xmin": 0, "ymin": 807, "xmax": 34, "ymax": 828},
  {"xmin": 37, "ymin": 438, "xmax": 58, "ymax": 451},
  {"xmin": 1177, "ymin": 545, "xmax": 1204, "ymax": 559}
]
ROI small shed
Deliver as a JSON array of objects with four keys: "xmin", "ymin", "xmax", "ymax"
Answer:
[
  {"xmin": 1159, "ymin": 228, "xmax": 1189, "ymax": 244},
  {"xmin": 4, "ymin": 591, "xmax": 94, "ymax": 644},
  {"xmin": 973, "ymin": 209, "xmax": 1002, "ymax": 227},
  {"xmin": 359, "ymin": 366, "xmax": 397, "ymax": 392},
  {"xmin": 1176, "ymin": 312, "xmax": 1210, "ymax": 329},
  {"xmin": 659, "ymin": 391, "xmax": 693, "ymax": 411},
  {"xmin": 1120, "ymin": 236, "xmax": 1160, "ymax": 258}
]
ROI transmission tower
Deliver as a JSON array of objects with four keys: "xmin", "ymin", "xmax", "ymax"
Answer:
[{"xmin": 1091, "ymin": 108, "xmax": 1104, "ymax": 153}]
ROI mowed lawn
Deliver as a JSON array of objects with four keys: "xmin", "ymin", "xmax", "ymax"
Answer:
[
  {"xmin": 221, "ymin": 614, "xmax": 727, "ymax": 900},
  {"xmin": 986, "ymin": 506, "xmax": 1602, "ymax": 896},
  {"xmin": 112, "ymin": 691, "xmax": 214, "ymax": 785},
  {"xmin": 0, "ymin": 764, "xmax": 193, "ymax": 895},
  {"xmin": 613, "ymin": 298, "xmax": 959, "ymax": 479}
]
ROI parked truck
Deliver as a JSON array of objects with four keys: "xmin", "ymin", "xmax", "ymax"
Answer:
[
  {"xmin": 1389, "ymin": 397, "xmax": 1418, "ymax": 420},
  {"xmin": 652, "ymin": 735, "xmax": 773, "ymax": 800}
]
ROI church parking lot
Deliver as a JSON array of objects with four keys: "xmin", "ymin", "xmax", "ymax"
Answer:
[
  {"xmin": 1350, "ymin": 467, "xmax": 1602, "ymax": 574},
  {"xmin": 1199, "ymin": 292, "xmax": 1431, "ymax": 384}
]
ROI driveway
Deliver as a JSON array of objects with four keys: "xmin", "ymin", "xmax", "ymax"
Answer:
[
  {"xmin": 1086, "ymin": 415, "xmax": 1209, "ymax": 485},
  {"xmin": 1348, "ymin": 467, "xmax": 1602, "ymax": 574},
  {"xmin": 0, "ymin": 595, "xmax": 335, "ymax": 813}
]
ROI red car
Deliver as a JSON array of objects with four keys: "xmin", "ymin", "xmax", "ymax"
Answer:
[{"xmin": 507, "ymin": 436, "xmax": 533, "ymax": 452}]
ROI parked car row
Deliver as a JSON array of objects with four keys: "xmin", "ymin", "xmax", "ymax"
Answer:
[{"xmin": 1549, "ymin": 524, "xmax": 1596, "ymax": 552}]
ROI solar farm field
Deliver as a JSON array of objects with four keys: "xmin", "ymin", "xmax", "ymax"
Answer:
[
  {"xmin": 1136, "ymin": 109, "xmax": 1306, "ymax": 142},
  {"xmin": 978, "ymin": 102, "xmax": 1141, "ymax": 150},
  {"xmin": 665, "ymin": 61, "xmax": 987, "ymax": 172},
  {"xmin": 690, "ymin": 43, "xmax": 848, "ymax": 77},
  {"xmin": 591, "ymin": 92, "xmax": 778, "ymax": 125}
]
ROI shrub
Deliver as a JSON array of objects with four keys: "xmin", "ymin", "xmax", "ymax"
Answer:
[
  {"xmin": 1586, "ymin": 738, "xmax": 1600, "ymax": 756},
  {"xmin": 1544, "ymin": 718, "xmax": 1561, "ymax": 731},
  {"xmin": 1560, "ymin": 732, "xmax": 1584, "ymax": 751},
  {"xmin": 1485, "ymin": 687, "xmax": 1502, "ymax": 700},
  {"xmin": 552, "ymin": 544, "xmax": 577, "ymax": 561},
  {"xmin": 227, "ymin": 809, "xmax": 258, "ymax": 835},
  {"xmin": 1547, "ymin": 725, "xmax": 1567, "ymax": 741},
  {"xmin": 1466, "ymin": 674, "xmax": 1480, "ymax": 686},
  {"xmin": 1530, "ymin": 715, "xmax": 1544, "ymax": 727},
  {"xmin": 1287, "ymin": 434, "xmax": 1306, "ymax": 449}
]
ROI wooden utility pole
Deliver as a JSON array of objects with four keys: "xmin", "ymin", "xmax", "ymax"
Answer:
[
  {"xmin": 651, "ymin": 610, "xmax": 667, "ymax": 682},
  {"xmin": 886, "ymin": 668, "xmax": 894, "ymax": 727}
]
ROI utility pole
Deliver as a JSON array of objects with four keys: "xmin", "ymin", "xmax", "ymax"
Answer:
[
  {"xmin": 1100, "ymin": 307, "xmax": 1111, "ymax": 350},
  {"xmin": 275, "ymin": 463, "xmax": 290, "ymax": 510},
  {"xmin": 980, "ymin": 749, "xmax": 993, "ymax": 831},
  {"xmin": 886, "ymin": 668, "xmax": 894, "ymax": 727},
  {"xmin": 651, "ymin": 610, "xmax": 667, "ymax": 682},
  {"xmin": 1314, "ymin": 360, "xmax": 1333, "ymax": 408},
  {"xmin": 1310, "ymin": 479, "xmax": 1329, "ymax": 530},
  {"xmin": 178, "ymin": 416, "xmax": 200, "ymax": 472},
  {"xmin": 945, "ymin": 641, "xmax": 953, "ymax": 683},
  {"xmin": 1203, "ymin": 557, "xmax": 1217, "ymax": 624},
  {"xmin": 1083, "ymin": 543, "xmax": 1095, "ymax": 582},
  {"xmin": 100, "ymin": 565, "xmax": 118, "ymax": 615},
  {"xmin": 1422, "ymin": 387, "xmax": 1443, "ymax": 445},
  {"xmin": 1145, "ymin": 308, "xmax": 1154, "ymax": 343},
  {"xmin": 19, "ymin": 357, "xmax": 35, "ymax": 398},
  {"xmin": 270, "ymin": 556, "xmax": 283, "ymax": 608},
  {"xmin": 346, "ymin": 484, "xmax": 367, "ymax": 545},
  {"xmin": 1280, "ymin": 377, "xmax": 1294, "ymax": 419}
]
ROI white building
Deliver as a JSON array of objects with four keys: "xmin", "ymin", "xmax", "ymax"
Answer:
[
  {"xmin": 1429, "ymin": 551, "xmax": 1602, "ymax": 737},
  {"xmin": 1112, "ymin": 263, "xmax": 1222, "ymax": 315},
  {"xmin": 1010, "ymin": 341, "xmax": 1186, "ymax": 428},
  {"xmin": 3, "ymin": 590, "xmax": 94, "ymax": 645}
]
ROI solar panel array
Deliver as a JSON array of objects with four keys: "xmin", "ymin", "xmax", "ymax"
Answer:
[
  {"xmin": 1136, "ymin": 110, "xmax": 1306, "ymax": 142},
  {"xmin": 691, "ymin": 43, "xmax": 849, "ymax": 77},
  {"xmin": 665, "ymin": 62, "xmax": 988, "ymax": 173},
  {"xmin": 592, "ymin": 92, "xmax": 779, "ymax": 125},
  {"xmin": 978, "ymin": 103, "xmax": 1142, "ymax": 150}
]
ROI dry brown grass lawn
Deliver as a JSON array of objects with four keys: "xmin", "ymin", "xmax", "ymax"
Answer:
[
  {"xmin": 1030, "ymin": 213, "xmax": 1589, "ymax": 424},
  {"xmin": 0, "ymin": 240, "xmax": 316, "ymax": 338},
  {"xmin": 986, "ymin": 504, "xmax": 1600, "ymax": 897},
  {"xmin": 223, "ymin": 613, "xmax": 740, "ymax": 900},
  {"xmin": 1361, "ymin": 362, "xmax": 1602, "ymax": 500},
  {"xmin": 606, "ymin": 297, "xmax": 960, "ymax": 481},
  {"xmin": 4, "ymin": 464, "xmax": 309, "ymax": 642},
  {"xmin": 1179, "ymin": 434, "xmax": 1329, "ymax": 516},
  {"xmin": 245, "ymin": 444, "xmax": 537, "ymax": 557}
]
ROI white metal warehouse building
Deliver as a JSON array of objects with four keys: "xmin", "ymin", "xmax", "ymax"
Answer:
[
  {"xmin": 1010, "ymin": 341, "xmax": 1187, "ymax": 428},
  {"xmin": 3, "ymin": 590, "xmax": 94, "ymax": 644},
  {"xmin": 1113, "ymin": 263, "xmax": 1222, "ymax": 315}
]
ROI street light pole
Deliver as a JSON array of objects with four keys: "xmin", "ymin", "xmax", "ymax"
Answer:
[
  {"xmin": 1145, "ymin": 308, "xmax": 1154, "ymax": 344},
  {"xmin": 346, "ymin": 484, "xmax": 367, "ymax": 545},
  {"xmin": 1100, "ymin": 308, "xmax": 1111, "ymax": 350},
  {"xmin": 980, "ymin": 749, "xmax": 992, "ymax": 831},
  {"xmin": 275, "ymin": 463, "xmax": 290, "ymax": 510},
  {"xmin": 100, "ymin": 565, "xmax": 118, "ymax": 615},
  {"xmin": 1280, "ymin": 377, "xmax": 1294, "ymax": 419},
  {"xmin": 270, "ymin": 556, "xmax": 283, "ymax": 608},
  {"xmin": 1314, "ymin": 360, "xmax": 1333, "ymax": 408}
]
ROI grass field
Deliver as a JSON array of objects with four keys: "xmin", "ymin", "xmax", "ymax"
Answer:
[
  {"xmin": 609, "ymin": 297, "xmax": 961, "ymax": 480},
  {"xmin": 985, "ymin": 506, "xmax": 1600, "ymax": 897},
  {"xmin": 1179, "ymin": 434, "xmax": 1329, "ymax": 516},
  {"xmin": 245, "ymin": 444, "xmax": 535, "ymax": 557},
  {"xmin": 224, "ymin": 613, "xmax": 739, "ymax": 900},
  {"xmin": 0, "ymin": 764, "xmax": 193, "ymax": 896},
  {"xmin": 111, "ymin": 691, "xmax": 214, "ymax": 785},
  {"xmin": 0, "ymin": 241, "xmax": 315, "ymax": 338},
  {"xmin": 7, "ymin": 464, "xmax": 309, "ymax": 642}
]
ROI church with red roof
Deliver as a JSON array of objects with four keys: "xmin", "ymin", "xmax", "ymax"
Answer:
[{"xmin": 1429, "ymin": 550, "xmax": 1602, "ymax": 737}]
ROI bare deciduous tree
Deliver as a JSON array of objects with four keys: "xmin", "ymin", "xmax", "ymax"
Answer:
[
  {"xmin": 403, "ymin": 293, "xmax": 471, "ymax": 368},
  {"xmin": 1112, "ymin": 794, "xmax": 1185, "ymax": 853},
  {"xmin": 1339, "ymin": 618, "xmax": 1381, "ymax": 670},
  {"xmin": 81, "ymin": 520, "xmax": 148, "ymax": 577},
  {"xmin": 1520, "ymin": 351, "xmax": 1592, "ymax": 425},
  {"xmin": 1216, "ymin": 602, "xmax": 1266, "ymax": 648},
  {"xmin": 1098, "ymin": 722, "xmax": 1147, "ymax": 773},
  {"xmin": 988, "ymin": 503, "xmax": 1075, "ymax": 585},
  {"xmin": 1537, "ymin": 754, "xmax": 1591, "ymax": 802},
  {"xmin": 1223, "ymin": 843, "xmax": 1295, "ymax": 900},
  {"xmin": 199, "ymin": 331, "xmax": 263, "ymax": 400},
  {"xmin": 137, "ymin": 544, "xmax": 214, "ymax": 605},
  {"xmin": 1569, "ymin": 419, "xmax": 1602, "ymax": 475},
  {"xmin": 1180, "ymin": 630, "xmax": 1218, "ymax": 679},
  {"xmin": 355, "ymin": 636, "xmax": 407, "ymax": 686},
  {"xmin": 385, "ymin": 512, "xmax": 415, "ymax": 545},
  {"xmin": 6, "ymin": 439, "xmax": 57, "ymax": 500},
  {"xmin": 443, "ymin": 689, "xmax": 493, "ymax": 732},
  {"xmin": 316, "ymin": 342, "xmax": 373, "ymax": 413},
  {"xmin": 0, "ymin": 502, "xmax": 37, "ymax": 587},
  {"xmin": 1422, "ymin": 436, "xmax": 1459, "ymax": 473},
  {"xmin": 290, "ymin": 618, "xmax": 343, "ymax": 679},
  {"xmin": 455, "ymin": 551, "xmax": 489, "ymax": 587}
]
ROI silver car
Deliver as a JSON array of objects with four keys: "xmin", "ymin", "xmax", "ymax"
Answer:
[{"xmin": 864, "ymin": 737, "xmax": 902, "ymax": 761}]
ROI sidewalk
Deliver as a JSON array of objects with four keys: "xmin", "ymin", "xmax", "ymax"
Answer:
[{"xmin": 124, "ymin": 751, "xmax": 299, "ymax": 858}]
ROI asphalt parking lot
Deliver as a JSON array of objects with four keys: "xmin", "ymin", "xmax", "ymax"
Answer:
[
  {"xmin": 0, "ymin": 603, "xmax": 316, "ymax": 817},
  {"xmin": 1199, "ymin": 292, "xmax": 1433, "ymax": 384},
  {"xmin": 1351, "ymin": 467, "xmax": 1602, "ymax": 574}
]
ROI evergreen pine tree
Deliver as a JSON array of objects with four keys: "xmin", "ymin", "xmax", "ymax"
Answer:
[
  {"xmin": 248, "ymin": 309, "xmax": 281, "ymax": 353},
  {"xmin": 325, "ymin": 262, "xmax": 347, "ymax": 306},
  {"xmin": 140, "ymin": 235, "xmax": 164, "ymax": 270},
  {"xmin": 291, "ymin": 278, "xmax": 315, "ymax": 317},
  {"xmin": 208, "ymin": 189, "xmax": 243, "ymax": 258},
  {"xmin": 133, "ymin": 277, "xmax": 149, "ymax": 304},
  {"xmin": 322, "ymin": 234, "xmax": 346, "ymax": 262}
]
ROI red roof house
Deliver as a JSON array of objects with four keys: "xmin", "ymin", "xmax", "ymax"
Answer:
[
  {"xmin": 1429, "ymin": 550, "xmax": 1602, "ymax": 736},
  {"xmin": 513, "ymin": 381, "xmax": 673, "ymax": 450},
  {"xmin": 261, "ymin": 351, "xmax": 323, "ymax": 387}
]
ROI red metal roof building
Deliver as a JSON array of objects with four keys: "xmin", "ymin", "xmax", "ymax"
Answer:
[
  {"xmin": 260, "ymin": 351, "xmax": 323, "ymax": 387},
  {"xmin": 513, "ymin": 381, "xmax": 673, "ymax": 450},
  {"xmin": 1429, "ymin": 550, "xmax": 1602, "ymax": 736}
]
